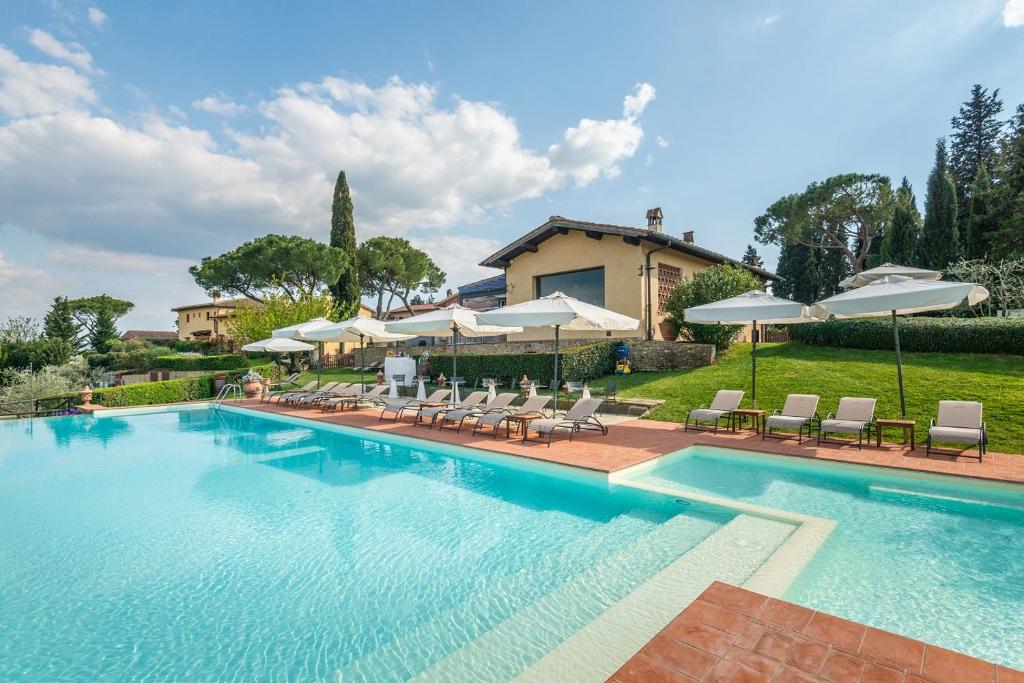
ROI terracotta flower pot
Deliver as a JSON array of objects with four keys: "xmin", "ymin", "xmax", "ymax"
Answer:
[{"xmin": 243, "ymin": 381, "xmax": 262, "ymax": 398}]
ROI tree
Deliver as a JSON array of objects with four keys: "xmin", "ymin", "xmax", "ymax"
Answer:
[
  {"xmin": 773, "ymin": 242, "xmax": 817, "ymax": 303},
  {"xmin": 0, "ymin": 316, "xmax": 40, "ymax": 344},
  {"xmin": 328, "ymin": 171, "xmax": 361, "ymax": 317},
  {"xmin": 881, "ymin": 178, "xmax": 922, "ymax": 265},
  {"xmin": 741, "ymin": 245, "xmax": 764, "ymax": 269},
  {"xmin": 88, "ymin": 296, "xmax": 118, "ymax": 353},
  {"xmin": 945, "ymin": 257, "xmax": 1024, "ymax": 317},
  {"xmin": 44, "ymin": 296, "xmax": 79, "ymax": 349},
  {"xmin": 67, "ymin": 295, "xmax": 134, "ymax": 348},
  {"xmin": 357, "ymin": 237, "xmax": 447, "ymax": 318},
  {"xmin": 919, "ymin": 138, "xmax": 961, "ymax": 269},
  {"xmin": 227, "ymin": 293, "xmax": 338, "ymax": 348},
  {"xmin": 664, "ymin": 265, "xmax": 763, "ymax": 349},
  {"xmin": 189, "ymin": 235, "xmax": 351, "ymax": 303},
  {"xmin": 754, "ymin": 173, "xmax": 894, "ymax": 275},
  {"xmin": 964, "ymin": 165, "xmax": 1000, "ymax": 259},
  {"xmin": 989, "ymin": 104, "xmax": 1024, "ymax": 255},
  {"xmin": 950, "ymin": 84, "xmax": 1004, "ymax": 242}
]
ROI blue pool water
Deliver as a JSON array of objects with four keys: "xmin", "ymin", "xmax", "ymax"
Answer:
[
  {"xmin": 628, "ymin": 446, "xmax": 1024, "ymax": 668},
  {"xmin": 0, "ymin": 407, "xmax": 744, "ymax": 682}
]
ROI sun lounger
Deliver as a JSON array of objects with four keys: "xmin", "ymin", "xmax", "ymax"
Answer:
[
  {"xmin": 285, "ymin": 382, "xmax": 342, "ymax": 406},
  {"xmin": 295, "ymin": 383, "xmax": 352, "ymax": 407},
  {"xmin": 926, "ymin": 400, "xmax": 986, "ymax": 460},
  {"xmin": 684, "ymin": 390, "xmax": 744, "ymax": 433},
  {"xmin": 817, "ymin": 397, "xmax": 876, "ymax": 449},
  {"xmin": 378, "ymin": 389, "xmax": 451, "ymax": 422},
  {"xmin": 413, "ymin": 391, "xmax": 488, "ymax": 429},
  {"xmin": 262, "ymin": 380, "xmax": 316, "ymax": 404},
  {"xmin": 438, "ymin": 393, "xmax": 519, "ymax": 433},
  {"xmin": 763, "ymin": 394, "xmax": 820, "ymax": 443},
  {"xmin": 320, "ymin": 384, "xmax": 387, "ymax": 412},
  {"xmin": 523, "ymin": 398, "xmax": 606, "ymax": 446},
  {"xmin": 472, "ymin": 395, "xmax": 551, "ymax": 438}
]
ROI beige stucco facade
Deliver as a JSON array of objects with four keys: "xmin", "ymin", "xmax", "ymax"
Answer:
[
  {"xmin": 503, "ymin": 230, "xmax": 757, "ymax": 342},
  {"xmin": 175, "ymin": 304, "xmax": 239, "ymax": 341}
]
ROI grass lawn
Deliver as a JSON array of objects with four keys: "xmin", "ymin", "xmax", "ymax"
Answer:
[{"xmin": 294, "ymin": 343, "xmax": 1024, "ymax": 454}]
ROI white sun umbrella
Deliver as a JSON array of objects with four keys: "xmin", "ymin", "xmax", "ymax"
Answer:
[
  {"xmin": 839, "ymin": 263, "xmax": 941, "ymax": 289},
  {"xmin": 476, "ymin": 292, "xmax": 639, "ymax": 396},
  {"xmin": 271, "ymin": 317, "xmax": 336, "ymax": 386},
  {"xmin": 304, "ymin": 317, "xmax": 414, "ymax": 390},
  {"xmin": 385, "ymin": 305, "xmax": 521, "ymax": 402},
  {"xmin": 241, "ymin": 337, "xmax": 315, "ymax": 353},
  {"xmin": 811, "ymin": 275, "xmax": 989, "ymax": 416},
  {"xmin": 684, "ymin": 290, "xmax": 823, "ymax": 408}
]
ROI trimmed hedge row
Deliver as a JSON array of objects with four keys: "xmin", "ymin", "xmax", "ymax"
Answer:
[
  {"xmin": 74, "ymin": 363, "xmax": 279, "ymax": 407},
  {"xmin": 789, "ymin": 317, "xmax": 1024, "ymax": 355},
  {"xmin": 429, "ymin": 342, "xmax": 619, "ymax": 383},
  {"xmin": 153, "ymin": 354, "xmax": 246, "ymax": 371}
]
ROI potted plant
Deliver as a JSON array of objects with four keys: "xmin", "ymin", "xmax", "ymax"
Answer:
[{"xmin": 241, "ymin": 370, "xmax": 263, "ymax": 398}]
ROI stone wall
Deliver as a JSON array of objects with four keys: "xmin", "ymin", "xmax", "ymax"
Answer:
[{"xmin": 353, "ymin": 338, "xmax": 715, "ymax": 372}]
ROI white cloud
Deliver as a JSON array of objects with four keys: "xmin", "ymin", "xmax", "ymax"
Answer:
[
  {"xmin": 0, "ymin": 45, "xmax": 96, "ymax": 116},
  {"xmin": 0, "ymin": 249, "xmax": 61, "ymax": 319},
  {"xmin": 409, "ymin": 233, "xmax": 503, "ymax": 295},
  {"xmin": 27, "ymin": 29, "xmax": 101, "ymax": 75},
  {"xmin": 1004, "ymin": 0, "xmax": 1024, "ymax": 26},
  {"xmin": 656, "ymin": 135, "xmax": 670, "ymax": 148},
  {"xmin": 88, "ymin": 7, "xmax": 108, "ymax": 28},
  {"xmin": 758, "ymin": 14, "xmax": 781, "ymax": 26},
  {"xmin": 546, "ymin": 82, "xmax": 655, "ymax": 186},
  {"xmin": 192, "ymin": 91, "xmax": 247, "ymax": 116}
]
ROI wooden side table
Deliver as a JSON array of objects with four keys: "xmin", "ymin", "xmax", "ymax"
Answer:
[
  {"xmin": 875, "ymin": 418, "xmax": 916, "ymax": 450},
  {"xmin": 730, "ymin": 409, "xmax": 765, "ymax": 434},
  {"xmin": 506, "ymin": 414, "xmax": 543, "ymax": 438}
]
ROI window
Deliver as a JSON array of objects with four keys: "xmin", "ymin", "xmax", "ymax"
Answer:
[
  {"xmin": 657, "ymin": 264, "xmax": 681, "ymax": 311},
  {"xmin": 206, "ymin": 311, "xmax": 211, "ymax": 320},
  {"xmin": 536, "ymin": 267, "xmax": 604, "ymax": 306}
]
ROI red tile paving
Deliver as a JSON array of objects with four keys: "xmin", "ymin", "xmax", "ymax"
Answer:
[
  {"xmin": 610, "ymin": 582, "xmax": 1020, "ymax": 683},
  {"xmin": 234, "ymin": 398, "xmax": 1024, "ymax": 484}
]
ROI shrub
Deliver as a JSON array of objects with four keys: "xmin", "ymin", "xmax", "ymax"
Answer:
[
  {"xmin": 429, "ymin": 342, "xmax": 618, "ymax": 383},
  {"xmin": 789, "ymin": 317, "xmax": 1024, "ymax": 355},
  {"xmin": 152, "ymin": 354, "xmax": 246, "ymax": 371},
  {"xmin": 663, "ymin": 265, "xmax": 763, "ymax": 349},
  {"xmin": 87, "ymin": 376, "xmax": 215, "ymax": 407},
  {"xmin": 0, "ymin": 365, "xmax": 79, "ymax": 412},
  {"xmin": 0, "ymin": 337, "xmax": 73, "ymax": 370}
]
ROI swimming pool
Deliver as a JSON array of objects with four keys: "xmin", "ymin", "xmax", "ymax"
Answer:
[
  {"xmin": 0, "ymin": 406, "xmax": 798, "ymax": 681},
  {"xmin": 620, "ymin": 445, "xmax": 1024, "ymax": 668}
]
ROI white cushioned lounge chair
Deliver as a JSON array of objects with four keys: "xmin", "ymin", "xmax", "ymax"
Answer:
[
  {"xmin": 817, "ymin": 397, "xmax": 876, "ymax": 449},
  {"xmin": 926, "ymin": 400, "xmax": 987, "ymax": 460},
  {"xmin": 763, "ymin": 394, "xmax": 820, "ymax": 443},
  {"xmin": 378, "ymin": 389, "xmax": 451, "ymax": 422},
  {"xmin": 684, "ymin": 390, "xmax": 744, "ymax": 433},
  {"xmin": 523, "ymin": 398, "xmax": 606, "ymax": 446},
  {"xmin": 438, "ymin": 393, "xmax": 519, "ymax": 433},
  {"xmin": 473, "ymin": 395, "xmax": 552, "ymax": 438},
  {"xmin": 263, "ymin": 380, "xmax": 316, "ymax": 404},
  {"xmin": 414, "ymin": 391, "xmax": 488, "ymax": 429}
]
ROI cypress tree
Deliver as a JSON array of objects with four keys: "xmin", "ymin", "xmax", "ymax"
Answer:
[
  {"xmin": 89, "ymin": 296, "xmax": 118, "ymax": 353},
  {"xmin": 920, "ymin": 138, "xmax": 961, "ymax": 269},
  {"xmin": 741, "ymin": 244, "xmax": 764, "ymax": 269},
  {"xmin": 990, "ymin": 104, "xmax": 1024, "ymax": 255},
  {"xmin": 43, "ymin": 296, "xmax": 80, "ymax": 350},
  {"xmin": 328, "ymin": 170, "xmax": 360, "ymax": 317},
  {"xmin": 950, "ymin": 84, "xmax": 1004, "ymax": 248},
  {"xmin": 881, "ymin": 178, "xmax": 922, "ymax": 265},
  {"xmin": 774, "ymin": 242, "xmax": 818, "ymax": 304},
  {"xmin": 964, "ymin": 165, "xmax": 998, "ymax": 259}
]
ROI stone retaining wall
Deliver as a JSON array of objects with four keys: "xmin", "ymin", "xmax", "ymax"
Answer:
[{"xmin": 354, "ymin": 338, "xmax": 715, "ymax": 372}]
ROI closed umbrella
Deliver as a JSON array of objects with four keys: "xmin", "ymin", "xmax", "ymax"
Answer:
[
  {"xmin": 684, "ymin": 290, "xmax": 822, "ymax": 408},
  {"xmin": 385, "ymin": 305, "xmax": 520, "ymax": 402},
  {"xmin": 476, "ymin": 292, "xmax": 639, "ymax": 397},
  {"xmin": 272, "ymin": 317, "xmax": 336, "ymax": 387},
  {"xmin": 838, "ymin": 263, "xmax": 941, "ymax": 289},
  {"xmin": 241, "ymin": 337, "xmax": 315, "ymax": 353},
  {"xmin": 304, "ymin": 317, "xmax": 414, "ymax": 390},
  {"xmin": 811, "ymin": 276, "xmax": 989, "ymax": 416}
]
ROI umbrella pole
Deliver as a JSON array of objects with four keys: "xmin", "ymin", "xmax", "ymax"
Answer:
[
  {"xmin": 452, "ymin": 324, "xmax": 459, "ymax": 405},
  {"xmin": 317, "ymin": 342, "xmax": 323, "ymax": 388},
  {"xmin": 751, "ymin": 320, "xmax": 757, "ymax": 409},
  {"xmin": 553, "ymin": 324, "xmax": 560, "ymax": 404},
  {"xmin": 360, "ymin": 334, "xmax": 365, "ymax": 391},
  {"xmin": 892, "ymin": 310, "xmax": 906, "ymax": 417}
]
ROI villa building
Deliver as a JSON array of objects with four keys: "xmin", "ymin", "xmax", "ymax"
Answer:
[
  {"xmin": 172, "ymin": 297, "xmax": 257, "ymax": 343},
  {"xmin": 478, "ymin": 209, "xmax": 778, "ymax": 341}
]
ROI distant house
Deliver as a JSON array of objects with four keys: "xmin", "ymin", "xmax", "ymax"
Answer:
[
  {"xmin": 171, "ymin": 297, "xmax": 259, "ymax": 343},
  {"xmin": 119, "ymin": 330, "xmax": 177, "ymax": 344},
  {"xmin": 479, "ymin": 209, "xmax": 778, "ymax": 341}
]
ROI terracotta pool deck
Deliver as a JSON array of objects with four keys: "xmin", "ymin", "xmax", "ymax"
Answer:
[
  {"xmin": 611, "ymin": 582, "xmax": 1023, "ymax": 683},
  {"xmin": 236, "ymin": 399, "xmax": 1024, "ymax": 485}
]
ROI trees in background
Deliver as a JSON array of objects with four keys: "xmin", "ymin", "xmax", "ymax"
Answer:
[
  {"xmin": 88, "ymin": 297, "xmax": 119, "ymax": 353},
  {"xmin": 357, "ymin": 237, "xmax": 446, "ymax": 318},
  {"xmin": 950, "ymin": 85, "xmax": 1004, "ymax": 240},
  {"xmin": 920, "ymin": 138, "xmax": 961, "ymax": 269},
  {"xmin": 741, "ymin": 245, "xmax": 763, "ymax": 269},
  {"xmin": 945, "ymin": 257, "xmax": 1024, "ymax": 317},
  {"xmin": 189, "ymin": 235, "xmax": 351, "ymax": 303},
  {"xmin": 227, "ymin": 293, "xmax": 338, "ymax": 348},
  {"xmin": 328, "ymin": 171, "xmax": 361, "ymax": 318},
  {"xmin": 44, "ymin": 297, "xmax": 79, "ymax": 350},
  {"xmin": 68, "ymin": 295, "xmax": 134, "ymax": 349},
  {"xmin": 0, "ymin": 316, "xmax": 72, "ymax": 371},
  {"xmin": 664, "ymin": 265, "xmax": 762, "ymax": 349},
  {"xmin": 881, "ymin": 178, "xmax": 922, "ymax": 265},
  {"xmin": 990, "ymin": 104, "xmax": 1024, "ymax": 255}
]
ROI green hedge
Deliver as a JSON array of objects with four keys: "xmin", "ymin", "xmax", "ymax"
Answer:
[
  {"xmin": 152, "ymin": 354, "xmax": 245, "ymax": 371},
  {"xmin": 71, "ymin": 363, "xmax": 278, "ymax": 408},
  {"xmin": 429, "ymin": 342, "xmax": 619, "ymax": 383},
  {"xmin": 789, "ymin": 317, "xmax": 1024, "ymax": 355}
]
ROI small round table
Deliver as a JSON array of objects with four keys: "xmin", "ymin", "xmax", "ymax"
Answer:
[{"xmin": 875, "ymin": 418, "xmax": 916, "ymax": 450}]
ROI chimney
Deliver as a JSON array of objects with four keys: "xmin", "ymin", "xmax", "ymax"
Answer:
[
  {"xmin": 645, "ymin": 207, "xmax": 663, "ymax": 233},
  {"xmin": 682, "ymin": 230, "xmax": 695, "ymax": 244}
]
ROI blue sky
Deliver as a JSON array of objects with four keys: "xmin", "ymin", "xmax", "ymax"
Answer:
[{"xmin": 2, "ymin": 0, "xmax": 1023, "ymax": 330}]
